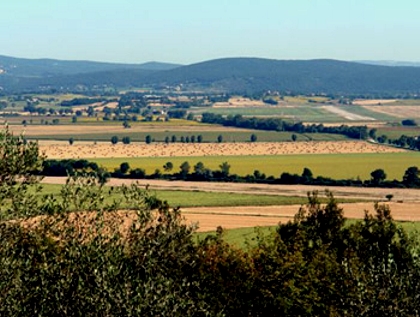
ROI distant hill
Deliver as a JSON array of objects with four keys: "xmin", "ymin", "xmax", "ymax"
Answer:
[
  {"xmin": 357, "ymin": 60, "xmax": 420, "ymax": 67},
  {"xmin": 2, "ymin": 55, "xmax": 420, "ymax": 96},
  {"xmin": 144, "ymin": 58, "xmax": 420, "ymax": 95},
  {"xmin": 0, "ymin": 55, "xmax": 181, "ymax": 77}
]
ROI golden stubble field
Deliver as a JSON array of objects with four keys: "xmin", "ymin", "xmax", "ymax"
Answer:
[{"xmin": 39, "ymin": 140, "xmax": 406, "ymax": 159}]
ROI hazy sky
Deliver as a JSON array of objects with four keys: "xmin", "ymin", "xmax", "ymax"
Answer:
[{"xmin": 1, "ymin": 0, "xmax": 420, "ymax": 64}]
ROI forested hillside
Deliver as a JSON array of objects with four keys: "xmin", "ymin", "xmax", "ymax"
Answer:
[{"xmin": 2, "ymin": 55, "xmax": 420, "ymax": 96}]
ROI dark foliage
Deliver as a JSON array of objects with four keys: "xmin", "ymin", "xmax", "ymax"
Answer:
[{"xmin": 201, "ymin": 113, "xmax": 368, "ymax": 139}]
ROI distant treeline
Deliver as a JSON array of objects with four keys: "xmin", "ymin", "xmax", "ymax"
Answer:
[
  {"xmin": 201, "ymin": 113, "xmax": 369, "ymax": 139},
  {"xmin": 374, "ymin": 132, "xmax": 420, "ymax": 151},
  {"xmin": 41, "ymin": 159, "xmax": 420, "ymax": 189},
  {"xmin": 60, "ymin": 97, "xmax": 109, "ymax": 107}
]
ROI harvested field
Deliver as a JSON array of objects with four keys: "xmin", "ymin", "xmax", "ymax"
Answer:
[
  {"xmin": 183, "ymin": 202, "xmax": 420, "ymax": 232},
  {"xmin": 17, "ymin": 199, "xmax": 420, "ymax": 233},
  {"xmin": 353, "ymin": 99, "xmax": 397, "ymax": 105},
  {"xmin": 39, "ymin": 140, "xmax": 406, "ymax": 159},
  {"xmin": 213, "ymin": 97, "xmax": 266, "ymax": 108},
  {"xmin": 363, "ymin": 105, "xmax": 420, "ymax": 119}
]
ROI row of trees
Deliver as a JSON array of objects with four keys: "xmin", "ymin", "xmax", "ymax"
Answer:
[
  {"xmin": 373, "ymin": 131, "xmax": 420, "ymax": 151},
  {"xmin": 201, "ymin": 113, "xmax": 369, "ymax": 139},
  {"xmin": 42, "ymin": 157, "xmax": 420, "ymax": 189},
  {"xmin": 2, "ymin": 127, "xmax": 420, "ymax": 315}
]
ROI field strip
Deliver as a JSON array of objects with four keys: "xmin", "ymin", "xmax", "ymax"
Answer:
[
  {"xmin": 8, "ymin": 124, "xmax": 246, "ymax": 136},
  {"xmin": 353, "ymin": 99, "xmax": 397, "ymax": 105},
  {"xmin": 39, "ymin": 140, "xmax": 406, "ymax": 159},
  {"xmin": 183, "ymin": 202, "xmax": 420, "ymax": 231},
  {"xmin": 322, "ymin": 105, "xmax": 375, "ymax": 121},
  {"xmin": 42, "ymin": 177, "xmax": 420, "ymax": 202}
]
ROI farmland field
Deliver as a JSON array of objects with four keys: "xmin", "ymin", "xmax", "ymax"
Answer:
[
  {"xmin": 375, "ymin": 125, "xmax": 420, "ymax": 139},
  {"xmin": 40, "ymin": 177, "xmax": 420, "ymax": 234},
  {"xmin": 88, "ymin": 152, "xmax": 420, "ymax": 181},
  {"xmin": 192, "ymin": 105, "xmax": 346, "ymax": 122},
  {"xmin": 35, "ymin": 183, "xmax": 326, "ymax": 208},
  {"xmin": 29, "ymin": 130, "xmax": 348, "ymax": 143},
  {"xmin": 37, "ymin": 139, "xmax": 415, "ymax": 180}
]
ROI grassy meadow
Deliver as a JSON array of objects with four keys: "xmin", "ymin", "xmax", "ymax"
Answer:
[
  {"xmin": 36, "ymin": 184, "xmax": 355, "ymax": 209},
  {"xmin": 92, "ymin": 152, "xmax": 420, "ymax": 181}
]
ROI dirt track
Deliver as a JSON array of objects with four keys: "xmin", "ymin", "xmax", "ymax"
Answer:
[{"xmin": 42, "ymin": 177, "xmax": 420, "ymax": 232}]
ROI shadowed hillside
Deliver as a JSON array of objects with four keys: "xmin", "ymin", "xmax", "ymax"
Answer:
[{"xmin": 2, "ymin": 56, "xmax": 420, "ymax": 95}]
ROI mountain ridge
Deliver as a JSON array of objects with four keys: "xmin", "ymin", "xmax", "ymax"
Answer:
[{"xmin": 1, "ymin": 55, "xmax": 420, "ymax": 96}]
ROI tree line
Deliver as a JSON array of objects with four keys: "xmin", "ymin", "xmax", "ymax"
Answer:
[
  {"xmin": 201, "ymin": 113, "xmax": 369, "ymax": 139},
  {"xmin": 41, "ymin": 159, "xmax": 420, "ymax": 189}
]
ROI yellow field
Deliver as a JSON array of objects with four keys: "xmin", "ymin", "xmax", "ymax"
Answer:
[{"xmin": 39, "ymin": 140, "xmax": 406, "ymax": 159}]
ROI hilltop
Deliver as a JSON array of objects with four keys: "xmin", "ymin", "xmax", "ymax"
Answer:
[{"xmin": 1, "ymin": 55, "xmax": 420, "ymax": 96}]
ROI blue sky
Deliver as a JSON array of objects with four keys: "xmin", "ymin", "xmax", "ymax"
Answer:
[{"xmin": 1, "ymin": 0, "xmax": 419, "ymax": 64}]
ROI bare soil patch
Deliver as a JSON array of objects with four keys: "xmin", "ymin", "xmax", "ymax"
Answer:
[
  {"xmin": 322, "ymin": 106, "xmax": 375, "ymax": 121},
  {"xmin": 363, "ymin": 105, "xmax": 420, "ymax": 119},
  {"xmin": 183, "ymin": 202, "xmax": 420, "ymax": 231},
  {"xmin": 213, "ymin": 97, "xmax": 266, "ymax": 108},
  {"xmin": 353, "ymin": 99, "xmax": 397, "ymax": 105},
  {"xmin": 39, "ymin": 140, "xmax": 406, "ymax": 159}
]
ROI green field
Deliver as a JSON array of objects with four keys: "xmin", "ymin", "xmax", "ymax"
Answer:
[
  {"xmin": 375, "ymin": 126, "xmax": 420, "ymax": 139},
  {"xmin": 37, "ymin": 184, "xmax": 352, "ymax": 208},
  {"xmin": 29, "ymin": 131, "xmax": 347, "ymax": 143},
  {"xmin": 199, "ymin": 220, "xmax": 420, "ymax": 249},
  {"xmin": 92, "ymin": 152, "xmax": 420, "ymax": 181}
]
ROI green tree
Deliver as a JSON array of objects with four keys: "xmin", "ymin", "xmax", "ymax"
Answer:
[
  {"xmin": 197, "ymin": 135, "xmax": 203, "ymax": 143},
  {"xmin": 111, "ymin": 135, "xmax": 119, "ymax": 144},
  {"xmin": 368, "ymin": 128, "xmax": 377, "ymax": 140},
  {"xmin": 250, "ymin": 134, "xmax": 257, "ymax": 142},
  {"xmin": 219, "ymin": 161, "xmax": 230, "ymax": 178},
  {"xmin": 122, "ymin": 136, "xmax": 131, "ymax": 144},
  {"xmin": 69, "ymin": 137, "xmax": 74, "ymax": 145},
  {"xmin": 87, "ymin": 106, "xmax": 95, "ymax": 117},
  {"xmin": 291, "ymin": 134, "xmax": 297, "ymax": 142},
  {"xmin": 145, "ymin": 135, "xmax": 152, "ymax": 144},
  {"xmin": 403, "ymin": 166, "xmax": 420, "ymax": 187},
  {"xmin": 301, "ymin": 167, "xmax": 313, "ymax": 183},
  {"xmin": 194, "ymin": 161, "xmax": 206, "ymax": 175},
  {"xmin": 179, "ymin": 161, "xmax": 190, "ymax": 177},
  {"xmin": 217, "ymin": 134, "xmax": 223, "ymax": 143},
  {"xmin": 370, "ymin": 168, "xmax": 387, "ymax": 185},
  {"xmin": 0, "ymin": 126, "xmax": 44, "ymax": 217},
  {"xmin": 163, "ymin": 162, "xmax": 173, "ymax": 172},
  {"xmin": 123, "ymin": 120, "xmax": 131, "ymax": 129},
  {"xmin": 119, "ymin": 162, "xmax": 130, "ymax": 174}
]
